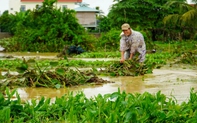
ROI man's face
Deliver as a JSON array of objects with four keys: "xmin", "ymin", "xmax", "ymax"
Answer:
[{"xmin": 122, "ymin": 29, "xmax": 131, "ymax": 36}]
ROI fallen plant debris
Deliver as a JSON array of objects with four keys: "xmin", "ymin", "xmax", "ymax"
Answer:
[
  {"xmin": 0, "ymin": 59, "xmax": 114, "ymax": 90},
  {"xmin": 1, "ymin": 67, "xmax": 113, "ymax": 89},
  {"xmin": 99, "ymin": 59, "xmax": 156, "ymax": 76},
  {"xmin": 178, "ymin": 51, "xmax": 197, "ymax": 65},
  {"xmin": 0, "ymin": 58, "xmax": 155, "ymax": 91}
]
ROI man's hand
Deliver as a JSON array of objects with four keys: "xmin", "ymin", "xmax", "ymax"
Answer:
[{"xmin": 120, "ymin": 58, "xmax": 125, "ymax": 63}]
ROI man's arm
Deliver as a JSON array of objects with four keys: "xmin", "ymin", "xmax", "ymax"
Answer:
[
  {"xmin": 129, "ymin": 53, "xmax": 134, "ymax": 60},
  {"xmin": 120, "ymin": 51, "xmax": 125, "ymax": 63}
]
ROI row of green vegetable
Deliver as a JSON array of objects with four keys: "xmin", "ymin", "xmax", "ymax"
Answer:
[
  {"xmin": 1, "ymin": 88, "xmax": 197, "ymax": 122},
  {"xmin": 0, "ymin": 52, "xmax": 182, "ymax": 71}
]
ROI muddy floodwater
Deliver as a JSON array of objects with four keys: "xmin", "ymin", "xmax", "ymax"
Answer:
[
  {"xmin": 16, "ymin": 65, "xmax": 197, "ymax": 104},
  {"xmin": 1, "ymin": 52, "xmax": 197, "ymax": 103}
]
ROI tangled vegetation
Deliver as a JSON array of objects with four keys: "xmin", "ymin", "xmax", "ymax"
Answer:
[
  {"xmin": 99, "ymin": 60, "xmax": 155, "ymax": 76},
  {"xmin": 0, "ymin": 59, "xmax": 113, "ymax": 90}
]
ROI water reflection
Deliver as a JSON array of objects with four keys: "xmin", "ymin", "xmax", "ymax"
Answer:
[{"xmin": 15, "ymin": 68, "xmax": 197, "ymax": 103}]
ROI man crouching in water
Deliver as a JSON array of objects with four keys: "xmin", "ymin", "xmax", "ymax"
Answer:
[{"xmin": 120, "ymin": 23, "xmax": 146, "ymax": 63}]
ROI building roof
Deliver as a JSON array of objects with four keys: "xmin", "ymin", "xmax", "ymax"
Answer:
[{"xmin": 74, "ymin": 2, "xmax": 99, "ymax": 13}]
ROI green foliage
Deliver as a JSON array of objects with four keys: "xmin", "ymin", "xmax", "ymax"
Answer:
[
  {"xmin": 108, "ymin": 0, "xmax": 197, "ymax": 41},
  {"xmin": 1, "ymin": 88, "xmax": 197, "ymax": 122},
  {"xmin": 97, "ymin": 16, "xmax": 112, "ymax": 32},
  {"xmin": 163, "ymin": 1, "xmax": 197, "ymax": 40},
  {"xmin": 193, "ymin": 33, "xmax": 197, "ymax": 41},
  {"xmin": 0, "ymin": 0, "xmax": 90, "ymax": 52},
  {"xmin": 108, "ymin": 0, "xmax": 167, "ymax": 29},
  {"xmin": 109, "ymin": 0, "xmax": 169, "ymax": 41},
  {"xmin": 0, "ymin": 11, "xmax": 17, "ymax": 33},
  {"xmin": 0, "ymin": 88, "xmax": 22, "ymax": 122},
  {"xmin": 96, "ymin": 29, "xmax": 121, "ymax": 51}
]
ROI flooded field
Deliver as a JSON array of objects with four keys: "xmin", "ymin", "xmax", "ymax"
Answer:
[
  {"xmin": 1, "ymin": 52, "xmax": 197, "ymax": 103},
  {"xmin": 16, "ymin": 67, "xmax": 197, "ymax": 103}
]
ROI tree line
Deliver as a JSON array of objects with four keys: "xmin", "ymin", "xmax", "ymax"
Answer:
[{"xmin": 0, "ymin": 0, "xmax": 196, "ymax": 52}]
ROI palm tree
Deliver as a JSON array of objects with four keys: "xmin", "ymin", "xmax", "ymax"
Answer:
[{"xmin": 163, "ymin": 1, "xmax": 197, "ymax": 40}]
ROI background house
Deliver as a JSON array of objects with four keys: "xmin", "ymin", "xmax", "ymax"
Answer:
[
  {"xmin": 74, "ymin": 3, "xmax": 99, "ymax": 29},
  {"xmin": 9, "ymin": 0, "xmax": 82, "ymax": 14},
  {"xmin": 8, "ymin": 0, "xmax": 99, "ymax": 29}
]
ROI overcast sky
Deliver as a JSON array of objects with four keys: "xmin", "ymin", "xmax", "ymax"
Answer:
[
  {"xmin": 0, "ymin": 0, "xmax": 9, "ymax": 14},
  {"xmin": 0, "ymin": 0, "xmax": 114, "ymax": 15}
]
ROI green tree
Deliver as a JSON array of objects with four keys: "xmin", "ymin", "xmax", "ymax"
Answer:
[
  {"xmin": 2, "ymin": 0, "xmax": 92, "ymax": 52},
  {"xmin": 0, "ymin": 10, "xmax": 15, "ymax": 33},
  {"xmin": 108, "ymin": 0, "xmax": 169, "ymax": 41},
  {"xmin": 163, "ymin": 1, "xmax": 197, "ymax": 40},
  {"xmin": 97, "ymin": 16, "xmax": 112, "ymax": 32},
  {"xmin": 94, "ymin": 6, "xmax": 112, "ymax": 32},
  {"xmin": 108, "ymin": 0, "xmax": 188, "ymax": 41},
  {"xmin": 109, "ymin": 0, "xmax": 168, "ymax": 28}
]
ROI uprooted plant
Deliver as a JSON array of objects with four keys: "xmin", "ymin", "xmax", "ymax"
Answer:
[
  {"xmin": 99, "ymin": 59, "xmax": 156, "ymax": 76},
  {"xmin": 0, "ymin": 59, "xmax": 113, "ymax": 90}
]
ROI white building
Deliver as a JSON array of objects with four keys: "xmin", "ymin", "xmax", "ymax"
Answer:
[
  {"xmin": 74, "ymin": 3, "xmax": 99, "ymax": 28},
  {"xmin": 9, "ymin": 0, "xmax": 82, "ymax": 14}
]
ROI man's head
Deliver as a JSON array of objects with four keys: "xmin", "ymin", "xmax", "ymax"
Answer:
[{"xmin": 121, "ymin": 23, "xmax": 131, "ymax": 36}]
